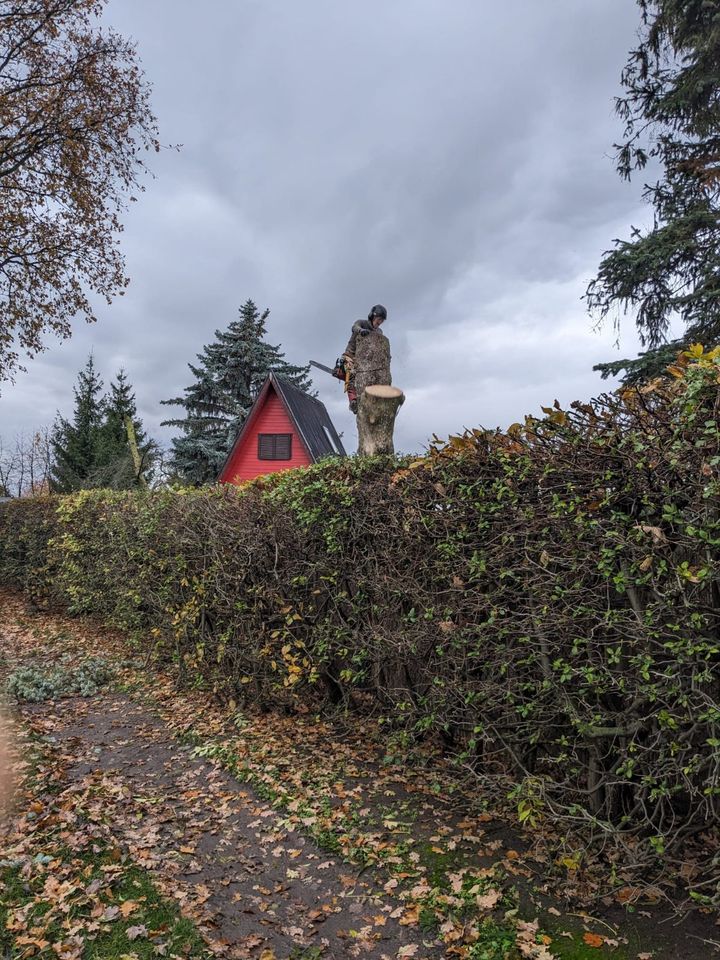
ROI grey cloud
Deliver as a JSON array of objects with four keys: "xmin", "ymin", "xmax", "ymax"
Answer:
[{"xmin": 2, "ymin": 0, "xmax": 650, "ymax": 458}]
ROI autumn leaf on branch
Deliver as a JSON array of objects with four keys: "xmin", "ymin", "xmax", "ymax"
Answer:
[{"xmin": 0, "ymin": 0, "xmax": 160, "ymax": 384}]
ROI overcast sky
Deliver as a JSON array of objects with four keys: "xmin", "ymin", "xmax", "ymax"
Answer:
[{"xmin": 0, "ymin": 0, "xmax": 656, "ymax": 455}]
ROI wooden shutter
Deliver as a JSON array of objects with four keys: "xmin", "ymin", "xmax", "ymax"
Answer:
[
  {"xmin": 258, "ymin": 434, "xmax": 292, "ymax": 460},
  {"xmin": 274, "ymin": 434, "xmax": 291, "ymax": 459}
]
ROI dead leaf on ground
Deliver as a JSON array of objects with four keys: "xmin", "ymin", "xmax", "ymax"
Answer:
[{"xmin": 476, "ymin": 889, "xmax": 501, "ymax": 911}]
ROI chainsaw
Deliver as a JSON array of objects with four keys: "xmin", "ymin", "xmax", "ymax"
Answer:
[{"xmin": 310, "ymin": 358, "xmax": 347, "ymax": 382}]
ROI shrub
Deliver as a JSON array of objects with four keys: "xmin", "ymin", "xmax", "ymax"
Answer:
[
  {"xmin": 1, "ymin": 346, "xmax": 719, "ymax": 895},
  {"xmin": 6, "ymin": 656, "xmax": 114, "ymax": 702}
]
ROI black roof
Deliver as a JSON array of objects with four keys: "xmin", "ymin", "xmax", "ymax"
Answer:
[{"xmin": 271, "ymin": 374, "xmax": 347, "ymax": 461}]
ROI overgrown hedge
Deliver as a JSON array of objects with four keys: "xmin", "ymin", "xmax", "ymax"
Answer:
[{"xmin": 2, "ymin": 349, "xmax": 720, "ymax": 897}]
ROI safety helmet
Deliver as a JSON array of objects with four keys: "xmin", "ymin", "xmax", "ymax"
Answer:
[{"xmin": 368, "ymin": 304, "xmax": 387, "ymax": 322}]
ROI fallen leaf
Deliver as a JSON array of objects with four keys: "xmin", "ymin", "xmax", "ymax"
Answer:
[
  {"xmin": 476, "ymin": 889, "xmax": 501, "ymax": 910},
  {"xmin": 399, "ymin": 905, "xmax": 420, "ymax": 926},
  {"xmin": 583, "ymin": 932, "xmax": 605, "ymax": 948}
]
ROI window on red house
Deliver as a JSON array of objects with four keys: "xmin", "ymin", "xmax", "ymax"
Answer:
[{"xmin": 258, "ymin": 433, "xmax": 292, "ymax": 460}]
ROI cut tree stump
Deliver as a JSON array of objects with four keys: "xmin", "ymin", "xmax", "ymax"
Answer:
[{"xmin": 357, "ymin": 384, "xmax": 405, "ymax": 456}]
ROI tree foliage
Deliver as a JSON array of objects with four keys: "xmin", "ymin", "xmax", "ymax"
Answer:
[
  {"xmin": 0, "ymin": 0, "xmax": 159, "ymax": 384},
  {"xmin": 51, "ymin": 356, "xmax": 153, "ymax": 491},
  {"xmin": 589, "ymin": 0, "xmax": 720, "ymax": 382},
  {"xmin": 161, "ymin": 299, "xmax": 312, "ymax": 485},
  {"xmin": 51, "ymin": 355, "xmax": 105, "ymax": 492},
  {"xmin": 94, "ymin": 369, "xmax": 155, "ymax": 488}
]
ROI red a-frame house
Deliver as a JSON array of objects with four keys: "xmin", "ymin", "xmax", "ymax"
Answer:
[{"xmin": 218, "ymin": 373, "xmax": 346, "ymax": 485}]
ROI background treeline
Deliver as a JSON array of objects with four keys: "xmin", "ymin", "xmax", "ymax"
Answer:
[
  {"xmin": 0, "ymin": 299, "xmax": 310, "ymax": 495},
  {"xmin": 2, "ymin": 349, "xmax": 720, "ymax": 900},
  {"xmin": 0, "ymin": 357, "xmax": 155, "ymax": 497},
  {"xmin": 51, "ymin": 357, "xmax": 155, "ymax": 492}
]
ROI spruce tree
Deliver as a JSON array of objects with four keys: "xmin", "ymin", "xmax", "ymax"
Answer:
[
  {"xmin": 51, "ymin": 355, "xmax": 105, "ymax": 492},
  {"xmin": 588, "ymin": 0, "xmax": 720, "ymax": 383},
  {"xmin": 51, "ymin": 359, "xmax": 155, "ymax": 491},
  {"xmin": 162, "ymin": 299, "xmax": 312, "ymax": 485},
  {"xmin": 95, "ymin": 369, "xmax": 155, "ymax": 488}
]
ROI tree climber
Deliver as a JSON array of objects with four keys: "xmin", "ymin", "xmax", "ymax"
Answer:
[{"xmin": 343, "ymin": 304, "xmax": 387, "ymax": 413}]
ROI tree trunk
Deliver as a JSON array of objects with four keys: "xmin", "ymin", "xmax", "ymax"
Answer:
[
  {"xmin": 355, "ymin": 329, "xmax": 392, "ymax": 394},
  {"xmin": 124, "ymin": 415, "xmax": 147, "ymax": 487},
  {"xmin": 354, "ymin": 330, "xmax": 404, "ymax": 455},
  {"xmin": 357, "ymin": 385, "xmax": 405, "ymax": 455}
]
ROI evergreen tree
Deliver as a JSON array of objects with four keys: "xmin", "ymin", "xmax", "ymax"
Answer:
[
  {"xmin": 51, "ymin": 359, "xmax": 155, "ymax": 491},
  {"xmin": 588, "ymin": 0, "xmax": 720, "ymax": 383},
  {"xmin": 51, "ymin": 355, "xmax": 105, "ymax": 492},
  {"xmin": 162, "ymin": 299, "xmax": 312, "ymax": 485},
  {"xmin": 95, "ymin": 369, "xmax": 155, "ymax": 488}
]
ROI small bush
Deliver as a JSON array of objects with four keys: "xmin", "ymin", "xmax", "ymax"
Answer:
[{"xmin": 6, "ymin": 656, "xmax": 114, "ymax": 702}]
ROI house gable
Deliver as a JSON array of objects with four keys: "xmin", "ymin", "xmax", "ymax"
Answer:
[{"xmin": 218, "ymin": 381, "xmax": 313, "ymax": 484}]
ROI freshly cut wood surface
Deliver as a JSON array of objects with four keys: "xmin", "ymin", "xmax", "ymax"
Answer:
[{"xmin": 365, "ymin": 384, "xmax": 403, "ymax": 399}]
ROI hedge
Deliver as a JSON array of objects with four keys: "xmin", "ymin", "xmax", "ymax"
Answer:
[{"xmin": 2, "ymin": 347, "xmax": 720, "ymax": 898}]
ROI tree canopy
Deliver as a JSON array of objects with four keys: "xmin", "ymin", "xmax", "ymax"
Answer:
[
  {"xmin": 0, "ymin": 0, "xmax": 159, "ymax": 385},
  {"xmin": 588, "ymin": 0, "xmax": 720, "ymax": 383},
  {"xmin": 51, "ymin": 357, "xmax": 153, "ymax": 491},
  {"xmin": 162, "ymin": 299, "xmax": 312, "ymax": 485}
]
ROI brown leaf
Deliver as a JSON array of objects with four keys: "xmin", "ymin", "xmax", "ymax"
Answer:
[
  {"xmin": 399, "ymin": 905, "xmax": 420, "ymax": 926},
  {"xmin": 476, "ymin": 888, "xmax": 501, "ymax": 910},
  {"xmin": 583, "ymin": 932, "xmax": 605, "ymax": 948},
  {"xmin": 193, "ymin": 883, "xmax": 211, "ymax": 903},
  {"xmin": 637, "ymin": 524, "xmax": 666, "ymax": 544}
]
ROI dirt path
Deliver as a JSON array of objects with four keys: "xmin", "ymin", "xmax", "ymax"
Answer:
[
  {"xmin": 2, "ymin": 591, "xmax": 720, "ymax": 960},
  {"xmin": 37, "ymin": 692, "xmax": 435, "ymax": 958}
]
